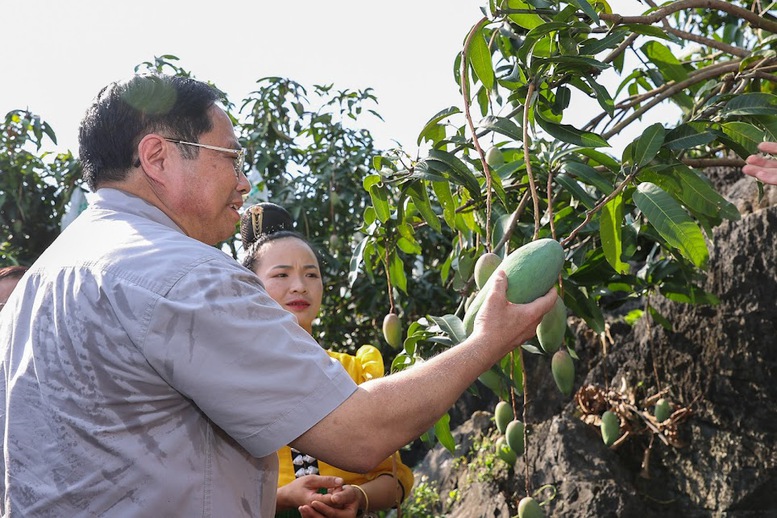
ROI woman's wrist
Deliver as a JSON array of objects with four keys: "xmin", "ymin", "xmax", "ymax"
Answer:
[{"xmin": 351, "ymin": 484, "xmax": 369, "ymax": 515}]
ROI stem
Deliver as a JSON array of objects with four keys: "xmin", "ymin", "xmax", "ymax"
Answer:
[
  {"xmin": 522, "ymin": 81, "xmax": 542, "ymax": 240},
  {"xmin": 461, "ymin": 18, "xmax": 494, "ymax": 250}
]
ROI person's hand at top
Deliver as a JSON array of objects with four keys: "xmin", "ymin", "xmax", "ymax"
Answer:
[
  {"xmin": 470, "ymin": 270, "xmax": 558, "ymax": 358},
  {"xmin": 743, "ymin": 141, "xmax": 777, "ymax": 185}
]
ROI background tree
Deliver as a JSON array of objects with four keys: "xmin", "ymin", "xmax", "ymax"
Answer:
[
  {"xmin": 237, "ymin": 77, "xmax": 459, "ymax": 353},
  {"xmin": 355, "ymin": 0, "xmax": 777, "ymax": 453},
  {"xmin": 0, "ymin": 110, "xmax": 81, "ymax": 266}
]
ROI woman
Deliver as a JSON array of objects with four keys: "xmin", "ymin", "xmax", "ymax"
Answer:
[{"xmin": 240, "ymin": 204, "xmax": 414, "ymax": 518}]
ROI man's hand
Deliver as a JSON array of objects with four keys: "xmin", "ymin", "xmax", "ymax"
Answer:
[
  {"xmin": 743, "ymin": 141, "xmax": 777, "ymax": 185},
  {"xmin": 470, "ymin": 269, "xmax": 558, "ymax": 357}
]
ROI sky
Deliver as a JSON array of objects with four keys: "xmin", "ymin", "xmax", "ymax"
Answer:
[
  {"xmin": 1, "ymin": 1, "xmax": 482, "ymax": 155},
  {"xmin": 1, "ymin": 0, "xmax": 649, "ymax": 157}
]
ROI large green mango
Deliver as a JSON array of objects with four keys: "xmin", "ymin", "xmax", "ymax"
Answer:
[{"xmin": 462, "ymin": 238, "xmax": 564, "ymax": 336}]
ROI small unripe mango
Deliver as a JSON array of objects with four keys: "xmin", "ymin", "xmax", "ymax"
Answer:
[
  {"xmin": 654, "ymin": 398, "xmax": 671, "ymax": 423},
  {"xmin": 382, "ymin": 313, "xmax": 402, "ymax": 350},
  {"xmin": 495, "ymin": 436, "xmax": 516, "ymax": 466},
  {"xmin": 551, "ymin": 349, "xmax": 575, "ymax": 396},
  {"xmin": 474, "ymin": 252, "xmax": 502, "ymax": 290},
  {"xmin": 505, "ymin": 419, "xmax": 525, "ymax": 456},
  {"xmin": 485, "ymin": 146, "xmax": 505, "ymax": 168},
  {"xmin": 601, "ymin": 410, "xmax": 620, "ymax": 447},
  {"xmin": 494, "ymin": 400, "xmax": 514, "ymax": 434},
  {"xmin": 537, "ymin": 295, "xmax": 566, "ymax": 354},
  {"xmin": 518, "ymin": 496, "xmax": 544, "ymax": 518}
]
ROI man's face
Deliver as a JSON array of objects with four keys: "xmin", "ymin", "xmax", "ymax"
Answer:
[{"xmin": 165, "ymin": 106, "xmax": 250, "ymax": 245}]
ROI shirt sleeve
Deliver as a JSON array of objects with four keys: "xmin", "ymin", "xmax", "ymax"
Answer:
[{"xmin": 140, "ymin": 258, "xmax": 357, "ymax": 458}]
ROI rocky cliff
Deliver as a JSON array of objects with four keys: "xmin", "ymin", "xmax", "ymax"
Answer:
[{"xmin": 411, "ymin": 170, "xmax": 777, "ymax": 517}]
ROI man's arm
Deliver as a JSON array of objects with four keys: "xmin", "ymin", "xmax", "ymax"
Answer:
[{"xmin": 291, "ymin": 270, "xmax": 557, "ymax": 472}]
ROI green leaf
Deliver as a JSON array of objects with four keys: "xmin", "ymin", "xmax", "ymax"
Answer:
[
  {"xmin": 583, "ymin": 74, "xmax": 615, "ymax": 116},
  {"xmin": 631, "ymin": 123, "xmax": 665, "ymax": 167},
  {"xmin": 426, "ymin": 149, "xmax": 481, "ymax": 199},
  {"xmin": 639, "ymin": 164, "xmax": 740, "ymax": 221},
  {"xmin": 579, "ymin": 32, "xmax": 627, "ymax": 56},
  {"xmin": 600, "ymin": 193, "xmax": 629, "ymax": 274},
  {"xmin": 555, "ymin": 172, "xmax": 597, "ymax": 209},
  {"xmin": 469, "ymin": 26, "xmax": 495, "ymax": 90},
  {"xmin": 388, "ymin": 250, "xmax": 407, "ymax": 294},
  {"xmin": 563, "ymin": 282, "xmax": 605, "ymax": 334},
  {"xmin": 721, "ymin": 121, "xmax": 766, "ymax": 156},
  {"xmin": 428, "ymin": 314, "xmax": 467, "ymax": 345},
  {"xmin": 641, "ymin": 41, "xmax": 689, "ymax": 84},
  {"xmin": 406, "ymin": 182, "xmax": 441, "ymax": 232},
  {"xmin": 432, "ymin": 180, "xmax": 457, "ymax": 228},
  {"xmin": 348, "ymin": 237, "xmax": 369, "ymax": 288},
  {"xmin": 720, "ymin": 93, "xmax": 777, "ymax": 117},
  {"xmin": 564, "ymin": 160, "xmax": 613, "ymax": 194},
  {"xmin": 417, "ymin": 106, "xmax": 461, "ymax": 145},
  {"xmin": 368, "ymin": 183, "xmax": 391, "ymax": 223},
  {"xmin": 507, "ymin": 0, "xmax": 545, "ymax": 30},
  {"xmin": 664, "ymin": 123, "xmax": 716, "ymax": 151},
  {"xmin": 633, "ymin": 182, "xmax": 708, "ymax": 268},
  {"xmin": 567, "ymin": 0, "xmax": 599, "ymax": 23},
  {"xmin": 434, "ymin": 413, "xmax": 456, "ymax": 453},
  {"xmin": 478, "ymin": 115, "xmax": 523, "ymax": 141},
  {"xmin": 536, "ymin": 114, "xmax": 609, "ymax": 147}
]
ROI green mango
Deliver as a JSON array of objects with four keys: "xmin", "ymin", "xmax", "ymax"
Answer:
[
  {"xmin": 537, "ymin": 295, "xmax": 567, "ymax": 354},
  {"xmin": 601, "ymin": 410, "xmax": 620, "ymax": 447},
  {"xmin": 551, "ymin": 349, "xmax": 575, "ymax": 396},
  {"xmin": 505, "ymin": 419, "xmax": 525, "ymax": 456},
  {"xmin": 463, "ymin": 238, "xmax": 564, "ymax": 335},
  {"xmin": 382, "ymin": 313, "xmax": 402, "ymax": 350},
  {"xmin": 495, "ymin": 436, "xmax": 516, "ymax": 466},
  {"xmin": 494, "ymin": 400, "xmax": 514, "ymax": 434},
  {"xmin": 485, "ymin": 146, "xmax": 505, "ymax": 168},
  {"xmin": 474, "ymin": 252, "xmax": 502, "ymax": 290},
  {"xmin": 518, "ymin": 496, "xmax": 544, "ymax": 518},
  {"xmin": 654, "ymin": 398, "xmax": 671, "ymax": 423}
]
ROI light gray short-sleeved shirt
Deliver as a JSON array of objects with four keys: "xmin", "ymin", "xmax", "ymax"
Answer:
[{"xmin": 0, "ymin": 188, "xmax": 357, "ymax": 517}]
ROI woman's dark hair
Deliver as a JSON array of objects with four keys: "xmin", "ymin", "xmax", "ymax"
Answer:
[
  {"xmin": 0, "ymin": 265, "xmax": 28, "ymax": 281},
  {"xmin": 239, "ymin": 202, "xmax": 294, "ymax": 250},
  {"xmin": 240, "ymin": 202, "xmax": 324, "ymax": 273},
  {"xmin": 78, "ymin": 74, "xmax": 220, "ymax": 190}
]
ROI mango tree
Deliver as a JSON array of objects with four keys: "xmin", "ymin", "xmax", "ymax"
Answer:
[{"xmin": 355, "ymin": 0, "xmax": 776, "ymax": 471}]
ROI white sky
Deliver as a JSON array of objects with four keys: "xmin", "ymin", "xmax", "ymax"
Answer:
[{"xmin": 1, "ymin": 0, "xmax": 651, "ymax": 156}]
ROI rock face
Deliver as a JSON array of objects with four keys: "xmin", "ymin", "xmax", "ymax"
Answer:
[{"xmin": 412, "ymin": 174, "xmax": 777, "ymax": 517}]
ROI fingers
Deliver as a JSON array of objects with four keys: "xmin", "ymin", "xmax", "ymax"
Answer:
[
  {"xmin": 758, "ymin": 141, "xmax": 777, "ymax": 154},
  {"xmin": 743, "ymin": 142, "xmax": 777, "ymax": 185}
]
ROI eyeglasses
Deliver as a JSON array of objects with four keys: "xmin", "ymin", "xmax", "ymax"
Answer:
[{"xmin": 164, "ymin": 138, "xmax": 246, "ymax": 179}]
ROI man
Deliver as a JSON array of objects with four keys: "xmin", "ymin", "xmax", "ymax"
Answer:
[
  {"xmin": 0, "ymin": 74, "xmax": 556, "ymax": 517},
  {"xmin": 0, "ymin": 266, "xmax": 28, "ymax": 310}
]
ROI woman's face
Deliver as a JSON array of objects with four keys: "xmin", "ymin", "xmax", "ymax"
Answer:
[{"xmin": 252, "ymin": 236, "xmax": 323, "ymax": 334}]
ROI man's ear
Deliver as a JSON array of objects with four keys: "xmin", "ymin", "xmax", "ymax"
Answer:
[{"xmin": 136, "ymin": 134, "xmax": 170, "ymax": 185}]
